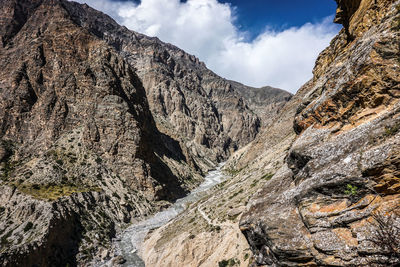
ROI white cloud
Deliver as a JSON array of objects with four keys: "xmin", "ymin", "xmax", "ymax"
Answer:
[{"xmin": 75, "ymin": 0, "xmax": 339, "ymax": 93}]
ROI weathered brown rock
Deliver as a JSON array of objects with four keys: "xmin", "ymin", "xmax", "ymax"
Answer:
[{"xmin": 240, "ymin": 0, "xmax": 400, "ymax": 266}]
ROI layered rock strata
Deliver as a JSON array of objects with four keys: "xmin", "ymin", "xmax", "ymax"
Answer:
[{"xmin": 240, "ymin": 0, "xmax": 400, "ymax": 265}]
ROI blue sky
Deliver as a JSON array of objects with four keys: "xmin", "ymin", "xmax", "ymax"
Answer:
[
  {"xmin": 105, "ymin": 0, "xmax": 338, "ymax": 38},
  {"xmin": 76, "ymin": 0, "xmax": 341, "ymax": 93},
  {"xmin": 219, "ymin": 0, "xmax": 338, "ymax": 38}
]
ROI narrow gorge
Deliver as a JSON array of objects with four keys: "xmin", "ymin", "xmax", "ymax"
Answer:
[{"xmin": 0, "ymin": 0, "xmax": 399, "ymax": 266}]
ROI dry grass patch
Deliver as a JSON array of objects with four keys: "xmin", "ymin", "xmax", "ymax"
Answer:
[{"xmin": 18, "ymin": 183, "xmax": 101, "ymax": 200}]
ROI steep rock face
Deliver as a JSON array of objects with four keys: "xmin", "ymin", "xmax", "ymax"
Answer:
[
  {"xmin": 240, "ymin": 0, "xmax": 400, "ymax": 266},
  {"xmin": 0, "ymin": 0, "xmax": 198, "ymax": 264},
  {"xmin": 61, "ymin": 1, "xmax": 264, "ymax": 171}
]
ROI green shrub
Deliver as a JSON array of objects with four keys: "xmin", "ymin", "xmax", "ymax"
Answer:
[
  {"xmin": 250, "ymin": 180, "xmax": 259, "ymax": 188},
  {"xmin": 345, "ymin": 184, "xmax": 358, "ymax": 196},
  {"xmin": 218, "ymin": 260, "xmax": 229, "ymax": 267},
  {"xmin": 244, "ymin": 253, "xmax": 249, "ymax": 261},
  {"xmin": 218, "ymin": 258, "xmax": 239, "ymax": 267}
]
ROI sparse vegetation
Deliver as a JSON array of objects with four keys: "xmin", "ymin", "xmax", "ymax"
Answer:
[
  {"xmin": 344, "ymin": 184, "xmax": 358, "ymax": 196},
  {"xmin": 0, "ymin": 160, "xmax": 19, "ymax": 181},
  {"xmin": 244, "ymin": 253, "xmax": 249, "ymax": 261},
  {"xmin": 368, "ymin": 212, "xmax": 400, "ymax": 265},
  {"xmin": 262, "ymin": 173, "xmax": 274, "ymax": 180},
  {"xmin": 229, "ymin": 189, "xmax": 243, "ymax": 199},
  {"xmin": 218, "ymin": 258, "xmax": 240, "ymax": 267},
  {"xmin": 392, "ymin": 4, "xmax": 400, "ymax": 30},
  {"xmin": 18, "ymin": 183, "xmax": 101, "ymax": 200},
  {"xmin": 384, "ymin": 123, "xmax": 400, "ymax": 137}
]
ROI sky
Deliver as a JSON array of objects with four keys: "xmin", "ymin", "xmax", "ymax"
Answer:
[{"xmin": 75, "ymin": 0, "xmax": 341, "ymax": 93}]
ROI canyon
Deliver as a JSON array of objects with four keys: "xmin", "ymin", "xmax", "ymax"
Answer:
[{"xmin": 0, "ymin": 0, "xmax": 399, "ymax": 266}]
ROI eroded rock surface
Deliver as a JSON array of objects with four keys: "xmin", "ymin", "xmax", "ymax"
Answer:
[{"xmin": 240, "ymin": 0, "xmax": 400, "ymax": 266}]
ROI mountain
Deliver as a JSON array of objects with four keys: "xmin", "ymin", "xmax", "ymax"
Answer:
[
  {"xmin": 0, "ymin": 0, "xmax": 291, "ymax": 265},
  {"xmin": 141, "ymin": 0, "xmax": 400, "ymax": 266},
  {"xmin": 63, "ymin": 1, "xmax": 264, "ymax": 171},
  {"xmin": 228, "ymin": 81, "xmax": 292, "ymax": 127}
]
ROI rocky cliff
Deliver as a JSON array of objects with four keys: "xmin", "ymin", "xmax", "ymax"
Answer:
[
  {"xmin": 142, "ymin": 0, "xmax": 400, "ymax": 266},
  {"xmin": 0, "ymin": 0, "xmax": 192, "ymax": 264},
  {"xmin": 0, "ymin": 0, "xmax": 290, "ymax": 265},
  {"xmin": 240, "ymin": 0, "xmax": 400, "ymax": 266},
  {"xmin": 62, "ymin": 1, "xmax": 264, "ymax": 171}
]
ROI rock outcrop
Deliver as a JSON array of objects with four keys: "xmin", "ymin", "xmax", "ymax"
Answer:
[{"xmin": 240, "ymin": 0, "xmax": 400, "ymax": 266}]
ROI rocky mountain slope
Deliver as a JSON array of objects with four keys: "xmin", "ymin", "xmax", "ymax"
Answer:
[
  {"xmin": 0, "ymin": 0, "xmax": 291, "ymax": 266},
  {"xmin": 228, "ymin": 81, "xmax": 292, "ymax": 127},
  {"xmin": 142, "ymin": 0, "xmax": 400, "ymax": 266},
  {"xmin": 62, "ymin": 1, "xmax": 264, "ymax": 171}
]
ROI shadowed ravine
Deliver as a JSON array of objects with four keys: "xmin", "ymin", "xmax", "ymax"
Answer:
[{"xmin": 111, "ymin": 163, "xmax": 226, "ymax": 266}]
